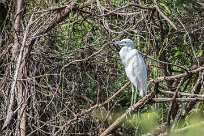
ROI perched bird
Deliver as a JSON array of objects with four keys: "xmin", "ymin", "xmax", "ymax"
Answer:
[{"xmin": 113, "ymin": 39, "xmax": 148, "ymax": 105}]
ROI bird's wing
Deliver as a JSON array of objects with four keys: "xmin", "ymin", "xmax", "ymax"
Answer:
[
  {"xmin": 133, "ymin": 52, "xmax": 148, "ymax": 94},
  {"xmin": 125, "ymin": 49, "xmax": 148, "ymax": 94},
  {"xmin": 124, "ymin": 49, "xmax": 141, "ymax": 85}
]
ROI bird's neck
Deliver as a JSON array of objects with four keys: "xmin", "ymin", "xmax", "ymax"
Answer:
[{"xmin": 119, "ymin": 46, "xmax": 135, "ymax": 65}]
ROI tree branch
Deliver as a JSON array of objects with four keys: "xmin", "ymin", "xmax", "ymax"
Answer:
[{"xmin": 100, "ymin": 92, "xmax": 156, "ymax": 136}]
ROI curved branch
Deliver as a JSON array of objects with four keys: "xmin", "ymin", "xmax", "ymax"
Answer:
[{"xmin": 150, "ymin": 66, "xmax": 204, "ymax": 83}]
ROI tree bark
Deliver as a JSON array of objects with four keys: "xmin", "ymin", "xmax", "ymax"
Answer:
[{"xmin": 2, "ymin": 0, "xmax": 27, "ymax": 136}]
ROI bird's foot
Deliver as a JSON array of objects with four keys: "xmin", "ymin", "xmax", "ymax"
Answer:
[
  {"xmin": 128, "ymin": 106, "xmax": 134, "ymax": 115},
  {"xmin": 125, "ymin": 106, "xmax": 133, "ymax": 120}
]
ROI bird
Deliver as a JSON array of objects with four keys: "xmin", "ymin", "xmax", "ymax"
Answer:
[{"xmin": 113, "ymin": 39, "xmax": 148, "ymax": 106}]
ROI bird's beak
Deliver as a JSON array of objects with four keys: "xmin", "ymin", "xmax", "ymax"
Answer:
[
  {"xmin": 112, "ymin": 41, "xmax": 121, "ymax": 45},
  {"xmin": 112, "ymin": 41, "xmax": 123, "ymax": 46},
  {"xmin": 111, "ymin": 41, "xmax": 121, "ymax": 51}
]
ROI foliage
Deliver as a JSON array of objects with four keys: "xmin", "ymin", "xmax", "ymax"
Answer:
[{"xmin": 0, "ymin": 0, "xmax": 204, "ymax": 135}]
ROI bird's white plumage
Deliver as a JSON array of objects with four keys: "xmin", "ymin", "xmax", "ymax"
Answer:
[{"xmin": 117, "ymin": 39, "xmax": 148, "ymax": 97}]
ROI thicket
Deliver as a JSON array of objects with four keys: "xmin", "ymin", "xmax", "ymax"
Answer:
[{"xmin": 0, "ymin": 0, "xmax": 204, "ymax": 135}]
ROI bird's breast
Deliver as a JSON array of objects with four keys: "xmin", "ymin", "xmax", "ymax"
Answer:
[{"xmin": 119, "ymin": 47, "xmax": 138, "ymax": 67}]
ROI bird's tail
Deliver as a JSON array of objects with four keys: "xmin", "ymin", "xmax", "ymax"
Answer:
[
  {"xmin": 139, "ymin": 89, "xmax": 146, "ymax": 97},
  {"xmin": 139, "ymin": 81, "xmax": 149, "ymax": 97}
]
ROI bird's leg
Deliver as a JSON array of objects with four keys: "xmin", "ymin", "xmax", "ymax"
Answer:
[
  {"xmin": 126, "ymin": 84, "xmax": 134, "ymax": 118},
  {"xmin": 132, "ymin": 85, "xmax": 138, "ymax": 122},
  {"xmin": 133, "ymin": 85, "xmax": 138, "ymax": 106},
  {"xmin": 126, "ymin": 84, "xmax": 134, "ymax": 120},
  {"xmin": 131, "ymin": 84, "xmax": 134, "ymax": 107}
]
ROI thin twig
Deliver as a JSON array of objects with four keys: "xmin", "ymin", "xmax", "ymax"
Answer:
[{"xmin": 154, "ymin": 5, "xmax": 177, "ymax": 30}]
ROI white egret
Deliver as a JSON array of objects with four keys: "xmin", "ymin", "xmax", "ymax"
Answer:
[{"xmin": 113, "ymin": 39, "xmax": 148, "ymax": 105}]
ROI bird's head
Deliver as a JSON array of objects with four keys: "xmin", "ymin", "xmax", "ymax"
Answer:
[{"xmin": 112, "ymin": 39, "xmax": 135, "ymax": 49}]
